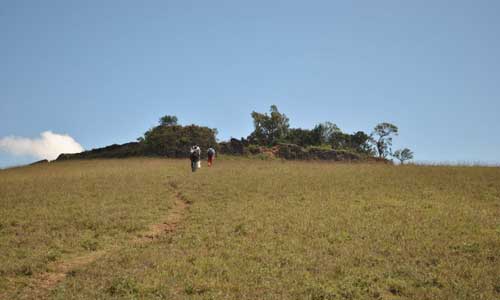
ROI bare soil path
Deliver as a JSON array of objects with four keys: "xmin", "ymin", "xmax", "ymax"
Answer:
[{"xmin": 135, "ymin": 192, "xmax": 189, "ymax": 243}]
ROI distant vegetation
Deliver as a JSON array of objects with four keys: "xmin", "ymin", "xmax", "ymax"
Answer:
[
  {"xmin": 58, "ymin": 105, "xmax": 413, "ymax": 162},
  {"xmin": 142, "ymin": 124, "xmax": 217, "ymax": 158}
]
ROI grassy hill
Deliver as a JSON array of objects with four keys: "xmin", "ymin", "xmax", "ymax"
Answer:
[{"xmin": 1, "ymin": 158, "xmax": 499, "ymax": 299}]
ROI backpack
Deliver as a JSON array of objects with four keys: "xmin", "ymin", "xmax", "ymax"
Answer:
[{"xmin": 190, "ymin": 149, "xmax": 200, "ymax": 161}]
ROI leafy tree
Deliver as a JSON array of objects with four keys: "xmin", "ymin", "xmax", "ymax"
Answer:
[
  {"xmin": 248, "ymin": 105, "xmax": 290, "ymax": 146},
  {"xmin": 371, "ymin": 123, "xmax": 398, "ymax": 158},
  {"xmin": 392, "ymin": 148, "xmax": 414, "ymax": 164},
  {"xmin": 330, "ymin": 131, "xmax": 351, "ymax": 149},
  {"xmin": 328, "ymin": 130, "xmax": 371, "ymax": 154},
  {"xmin": 350, "ymin": 131, "xmax": 373, "ymax": 154},
  {"xmin": 286, "ymin": 128, "xmax": 312, "ymax": 146},
  {"xmin": 270, "ymin": 105, "xmax": 290, "ymax": 141},
  {"xmin": 159, "ymin": 115, "xmax": 178, "ymax": 126},
  {"xmin": 285, "ymin": 123, "xmax": 372, "ymax": 155},
  {"xmin": 311, "ymin": 122, "xmax": 341, "ymax": 145},
  {"xmin": 143, "ymin": 123, "xmax": 217, "ymax": 157}
]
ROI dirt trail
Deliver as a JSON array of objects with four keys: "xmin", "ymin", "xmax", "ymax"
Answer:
[
  {"xmin": 21, "ymin": 250, "xmax": 108, "ymax": 300},
  {"xmin": 19, "ymin": 182, "xmax": 190, "ymax": 300},
  {"xmin": 135, "ymin": 193, "xmax": 189, "ymax": 242}
]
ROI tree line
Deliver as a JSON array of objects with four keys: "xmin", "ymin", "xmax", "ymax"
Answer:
[
  {"xmin": 234, "ymin": 105, "xmax": 411, "ymax": 163},
  {"xmin": 153, "ymin": 105, "xmax": 414, "ymax": 163},
  {"xmin": 57, "ymin": 105, "xmax": 413, "ymax": 163}
]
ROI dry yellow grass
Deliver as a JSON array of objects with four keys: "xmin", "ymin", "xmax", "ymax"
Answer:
[{"xmin": 1, "ymin": 158, "xmax": 499, "ymax": 299}]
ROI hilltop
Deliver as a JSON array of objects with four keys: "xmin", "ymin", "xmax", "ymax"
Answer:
[{"xmin": 57, "ymin": 106, "xmax": 410, "ymax": 163}]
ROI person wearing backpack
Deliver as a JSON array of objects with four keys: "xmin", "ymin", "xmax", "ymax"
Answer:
[
  {"xmin": 190, "ymin": 145, "xmax": 201, "ymax": 172},
  {"xmin": 207, "ymin": 147, "xmax": 216, "ymax": 167}
]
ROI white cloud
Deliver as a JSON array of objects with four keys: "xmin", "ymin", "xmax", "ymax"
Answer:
[{"xmin": 0, "ymin": 131, "xmax": 84, "ymax": 161}]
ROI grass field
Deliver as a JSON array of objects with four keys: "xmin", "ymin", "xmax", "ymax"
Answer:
[{"xmin": 0, "ymin": 158, "xmax": 499, "ymax": 299}]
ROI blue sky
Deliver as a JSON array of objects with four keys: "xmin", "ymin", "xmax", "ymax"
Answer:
[{"xmin": 1, "ymin": 0, "xmax": 499, "ymax": 167}]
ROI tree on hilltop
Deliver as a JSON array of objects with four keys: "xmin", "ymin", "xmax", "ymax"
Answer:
[
  {"xmin": 371, "ymin": 122, "xmax": 398, "ymax": 158},
  {"xmin": 248, "ymin": 105, "xmax": 290, "ymax": 146},
  {"xmin": 159, "ymin": 115, "xmax": 178, "ymax": 126},
  {"xmin": 311, "ymin": 122, "xmax": 341, "ymax": 145},
  {"xmin": 392, "ymin": 148, "xmax": 414, "ymax": 164}
]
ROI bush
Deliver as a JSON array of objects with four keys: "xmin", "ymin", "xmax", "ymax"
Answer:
[
  {"xmin": 143, "ymin": 124, "xmax": 217, "ymax": 158},
  {"xmin": 218, "ymin": 138, "xmax": 246, "ymax": 155},
  {"xmin": 278, "ymin": 143, "xmax": 361, "ymax": 161}
]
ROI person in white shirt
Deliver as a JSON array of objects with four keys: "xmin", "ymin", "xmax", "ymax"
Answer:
[{"xmin": 190, "ymin": 145, "xmax": 201, "ymax": 172}]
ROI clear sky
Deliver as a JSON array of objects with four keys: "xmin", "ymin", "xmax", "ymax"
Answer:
[{"xmin": 1, "ymin": 0, "xmax": 499, "ymax": 167}]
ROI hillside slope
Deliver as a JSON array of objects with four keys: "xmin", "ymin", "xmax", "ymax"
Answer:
[{"xmin": 1, "ymin": 159, "xmax": 499, "ymax": 299}]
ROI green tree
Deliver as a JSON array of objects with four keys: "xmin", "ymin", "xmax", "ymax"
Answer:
[
  {"xmin": 330, "ymin": 131, "xmax": 351, "ymax": 149},
  {"xmin": 143, "ymin": 121, "xmax": 217, "ymax": 157},
  {"xmin": 392, "ymin": 148, "xmax": 414, "ymax": 164},
  {"xmin": 371, "ymin": 123, "xmax": 398, "ymax": 158},
  {"xmin": 330, "ymin": 131, "xmax": 373, "ymax": 154},
  {"xmin": 287, "ymin": 128, "xmax": 314, "ymax": 146},
  {"xmin": 311, "ymin": 122, "xmax": 341, "ymax": 145},
  {"xmin": 159, "ymin": 115, "xmax": 178, "ymax": 126},
  {"xmin": 350, "ymin": 131, "xmax": 373, "ymax": 155},
  {"xmin": 248, "ymin": 105, "xmax": 290, "ymax": 146}
]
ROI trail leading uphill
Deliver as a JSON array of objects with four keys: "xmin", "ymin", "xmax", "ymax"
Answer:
[{"xmin": 17, "ymin": 180, "xmax": 190, "ymax": 300}]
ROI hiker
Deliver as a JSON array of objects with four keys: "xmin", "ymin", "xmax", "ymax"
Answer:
[
  {"xmin": 207, "ymin": 147, "xmax": 216, "ymax": 167},
  {"xmin": 190, "ymin": 145, "xmax": 201, "ymax": 172}
]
